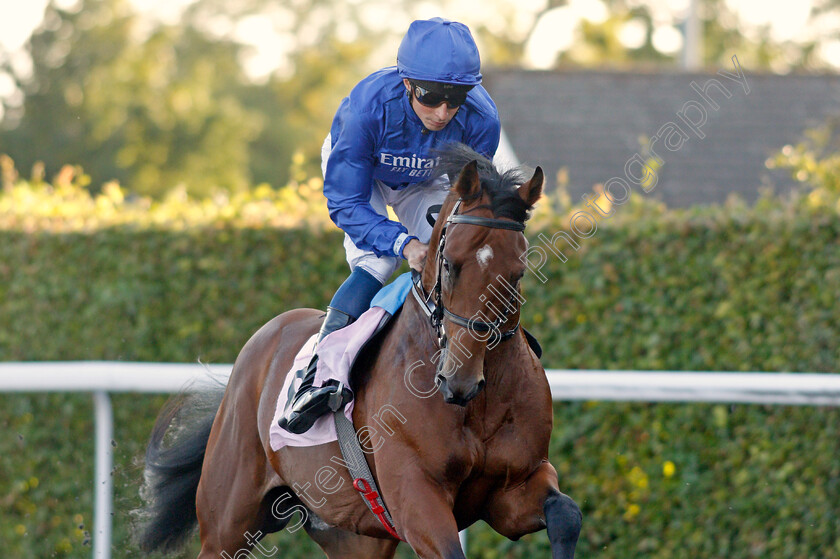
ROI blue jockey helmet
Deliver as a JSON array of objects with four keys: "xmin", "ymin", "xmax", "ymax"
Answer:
[{"xmin": 397, "ymin": 18, "xmax": 482, "ymax": 87}]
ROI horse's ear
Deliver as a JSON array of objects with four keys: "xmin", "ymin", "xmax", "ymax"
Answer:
[
  {"xmin": 454, "ymin": 160, "xmax": 480, "ymax": 199},
  {"xmin": 518, "ymin": 166, "xmax": 543, "ymax": 207}
]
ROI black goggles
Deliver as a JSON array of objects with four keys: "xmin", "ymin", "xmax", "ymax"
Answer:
[{"xmin": 410, "ymin": 82, "xmax": 469, "ymax": 109}]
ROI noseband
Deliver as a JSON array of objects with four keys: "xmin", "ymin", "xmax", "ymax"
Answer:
[{"xmin": 411, "ymin": 199, "xmax": 525, "ymax": 350}]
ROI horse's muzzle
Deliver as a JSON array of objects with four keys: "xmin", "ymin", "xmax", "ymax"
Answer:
[{"xmin": 436, "ymin": 375, "xmax": 485, "ymax": 407}]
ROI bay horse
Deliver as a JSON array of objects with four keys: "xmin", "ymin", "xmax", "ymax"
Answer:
[{"xmin": 135, "ymin": 144, "xmax": 582, "ymax": 558}]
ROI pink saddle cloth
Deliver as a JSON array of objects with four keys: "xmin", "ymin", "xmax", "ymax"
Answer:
[{"xmin": 269, "ymin": 306, "xmax": 389, "ymax": 451}]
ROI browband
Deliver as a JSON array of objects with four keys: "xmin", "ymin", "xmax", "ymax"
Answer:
[{"xmin": 447, "ymin": 214, "xmax": 526, "ymax": 231}]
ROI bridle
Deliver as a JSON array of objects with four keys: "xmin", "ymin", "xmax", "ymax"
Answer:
[{"xmin": 411, "ymin": 198, "xmax": 525, "ymax": 352}]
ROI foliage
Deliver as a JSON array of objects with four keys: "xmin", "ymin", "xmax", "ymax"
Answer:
[
  {"xmin": 0, "ymin": 155, "xmax": 329, "ymax": 232},
  {"xmin": 0, "ymin": 0, "xmax": 384, "ymax": 198},
  {"xmin": 526, "ymin": 195, "xmax": 840, "ymax": 373},
  {"xmin": 767, "ymin": 115, "xmax": 840, "ymax": 212},
  {"xmin": 0, "ymin": 0, "xmax": 262, "ymax": 198},
  {"xmin": 248, "ymin": 37, "xmax": 378, "ymax": 186},
  {"xmin": 1, "ymin": 176, "xmax": 839, "ymax": 557},
  {"xmin": 4, "ymin": 0, "xmax": 840, "ymax": 201}
]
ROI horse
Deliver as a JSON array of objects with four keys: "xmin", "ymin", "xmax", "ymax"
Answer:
[{"xmin": 134, "ymin": 143, "xmax": 582, "ymax": 559}]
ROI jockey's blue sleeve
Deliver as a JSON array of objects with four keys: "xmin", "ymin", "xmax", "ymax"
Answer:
[
  {"xmin": 323, "ymin": 100, "xmax": 410, "ymax": 258},
  {"xmin": 323, "ymin": 67, "xmax": 501, "ymax": 258}
]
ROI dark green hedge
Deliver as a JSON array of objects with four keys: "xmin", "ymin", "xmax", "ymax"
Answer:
[
  {"xmin": 0, "ymin": 226, "xmax": 347, "ymax": 363},
  {"xmin": 2, "ymin": 201, "xmax": 839, "ymax": 558},
  {"xmin": 3, "ymin": 205, "xmax": 838, "ymax": 370}
]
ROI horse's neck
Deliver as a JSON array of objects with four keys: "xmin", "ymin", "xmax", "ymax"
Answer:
[{"xmin": 482, "ymin": 335, "xmax": 539, "ymax": 404}]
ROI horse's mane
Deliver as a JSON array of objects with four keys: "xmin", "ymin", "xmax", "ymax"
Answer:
[{"xmin": 433, "ymin": 143, "xmax": 535, "ymax": 223}]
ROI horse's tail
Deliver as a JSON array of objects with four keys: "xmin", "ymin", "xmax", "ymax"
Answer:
[{"xmin": 133, "ymin": 386, "xmax": 224, "ymax": 554}]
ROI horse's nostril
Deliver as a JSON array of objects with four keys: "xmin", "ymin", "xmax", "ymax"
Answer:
[{"xmin": 435, "ymin": 374, "xmax": 445, "ymax": 387}]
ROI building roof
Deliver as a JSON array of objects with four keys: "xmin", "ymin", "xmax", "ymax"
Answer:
[{"xmin": 484, "ymin": 68, "xmax": 840, "ymax": 207}]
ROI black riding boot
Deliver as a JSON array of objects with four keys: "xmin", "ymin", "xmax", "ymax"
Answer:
[{"xmin": 277, "ymin": 307, "xmax": 355, "ymax": 434}]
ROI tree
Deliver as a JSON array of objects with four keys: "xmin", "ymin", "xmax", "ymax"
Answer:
[
  {"xmin": 249, "ymin": 37, "xmax": 377, "ymax": 186},
  {"xmin": 4, "ymin": 0, "xmax": 839, "ymax": 199},
  {"xmin": 1, "ymin": 0, "xmax": 260, "ymax": 197}
]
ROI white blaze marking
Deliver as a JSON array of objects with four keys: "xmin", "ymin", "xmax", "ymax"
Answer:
[{"xmin": 476, "ymin": 245, "xmax": 494, "ymax": 270}]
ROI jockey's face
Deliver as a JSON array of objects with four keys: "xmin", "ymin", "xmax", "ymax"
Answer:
[{"xmin": 404, "ymin": 79, "xmax": 459, "ymax": 132}]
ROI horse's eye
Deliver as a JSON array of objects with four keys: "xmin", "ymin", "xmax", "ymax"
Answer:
[{"xmin": 441, "ymin": 258, "xmax": 458, "ymax": 279}]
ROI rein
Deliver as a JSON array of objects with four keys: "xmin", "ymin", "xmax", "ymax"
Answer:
[{"xmin": 411, "ymin": 199, "xmax": 525, "ymax": 350}]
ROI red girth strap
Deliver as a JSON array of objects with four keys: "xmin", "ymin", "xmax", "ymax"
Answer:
[{"xmin": 353, "ymin": 478, "xmax": 404, "ymax": 541}]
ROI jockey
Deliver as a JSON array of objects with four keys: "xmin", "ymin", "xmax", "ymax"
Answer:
[{"xmin": 278, "ymin": 17, "xmax": 501, "ymax": 434}]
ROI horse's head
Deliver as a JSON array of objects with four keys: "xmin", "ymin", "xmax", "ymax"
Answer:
[{"xmin": 421, "ymin": 147, "xmax": 543, "ymax": 406}]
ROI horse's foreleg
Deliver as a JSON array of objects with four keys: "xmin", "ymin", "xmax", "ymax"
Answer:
[
  {"xmin": 482, "ymin": 460, "xmax": 581, "ymax": 559},
  {"xmin": 544, "ymin": 490, "xmax": 582, "ymax": 559},
  {"xmin": 390, "ymin": 478, "xmax": 465, "ymax": 559}
]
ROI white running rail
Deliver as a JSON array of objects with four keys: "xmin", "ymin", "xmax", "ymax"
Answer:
[{"xmin": 2, "ymin": 361, "xmax": 839, "ymax": 558}]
